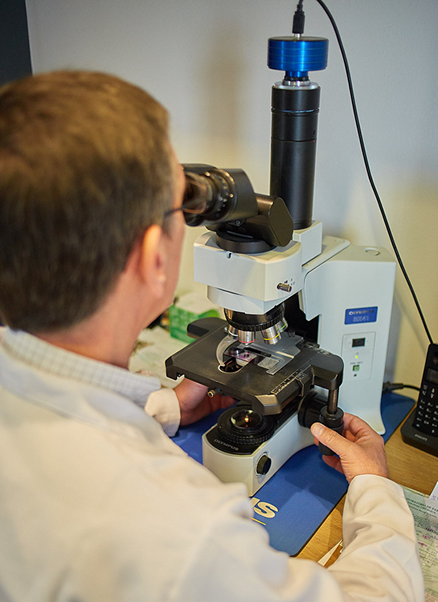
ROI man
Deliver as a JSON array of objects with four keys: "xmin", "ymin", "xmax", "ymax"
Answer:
[{"xmin": 0, "ymin": 71, "xmax": 423, "ymax": 601}]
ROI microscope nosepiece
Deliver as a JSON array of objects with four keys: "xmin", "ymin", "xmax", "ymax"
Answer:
[{"xmin": 224, "ymin": 305, "xmax": 287, "ymax": 346}]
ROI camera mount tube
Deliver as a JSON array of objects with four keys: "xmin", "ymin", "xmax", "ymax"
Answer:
[
  {"xmin": 270, "ymin": 81, "xmax": 320, "ymax": 229},
  {"xmin": 268, "ymin": 37, "xmax": 328, "ymax": 230}
]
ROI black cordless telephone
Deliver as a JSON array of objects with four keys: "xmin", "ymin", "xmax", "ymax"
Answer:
[{"xmin": 401, "ymin": 344, "xmax": 438, "ymax": 456}]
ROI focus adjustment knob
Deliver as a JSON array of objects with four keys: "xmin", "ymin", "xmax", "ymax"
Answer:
[{"xmin": 256, "ymin": 455, "xmax": 272, "ymax": 476}]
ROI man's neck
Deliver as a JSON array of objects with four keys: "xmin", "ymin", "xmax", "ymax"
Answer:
[
  {"xmin": 35, "ymin": 297, "xmax": 140, "ymax": 369},
  {"xmin": 35, "ymin": 238, "xmax": 164, "ymax": 369},
  {"xmin": 36, "ymin": 323, "xmax": 134, "ymax": 369}
]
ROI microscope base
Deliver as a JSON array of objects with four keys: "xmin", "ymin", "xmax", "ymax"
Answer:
[{"xmin": 202, "ymin": 411, "xmax": 314, "ymax": 496}]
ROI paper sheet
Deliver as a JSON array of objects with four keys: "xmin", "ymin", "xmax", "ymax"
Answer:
[
  {"xmin": 318, "ymin": 540, "xmax": 343, "ymax": 567},
  {"xmin": 403, "ymin": 485, "xmax": 438, "ymax": 601},
  {"xmin": 129, "ymin": 327, "xmax": 186, "ymax": 388}
]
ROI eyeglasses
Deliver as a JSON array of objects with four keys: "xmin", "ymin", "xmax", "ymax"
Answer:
[{"xmin": 163, "ymin": 175, "xmax": 211, "ymax": 219}]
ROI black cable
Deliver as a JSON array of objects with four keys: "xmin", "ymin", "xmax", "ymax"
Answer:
[
  {"xmin": 292, "ymin": 1, "xmax": 305, "ymax": 34},
  {"xmin": 310, "ymin": 0, "xmax": 434, "ymax": 345},
  {"xmin": 382, "ymin": 381, "xmax": 420, "ymax": 395}
]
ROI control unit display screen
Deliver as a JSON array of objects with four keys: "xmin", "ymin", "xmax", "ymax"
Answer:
[
  {"xmin": 426, "ymin": 367, "xmax": 438, "ymax": 385},
  {"xmin": 352, "ymin": 338, "xmax": 366, "ymax": 348}
]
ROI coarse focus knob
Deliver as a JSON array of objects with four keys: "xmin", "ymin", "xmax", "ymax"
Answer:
[{"xmin": 256, "ymin": 455, "xmax": 272, "ymax": 475}]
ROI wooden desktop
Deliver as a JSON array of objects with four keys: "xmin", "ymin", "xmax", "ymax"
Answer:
[{"xmin": 297, "ymin": 407, "xmax": 437, "ymax": 564}]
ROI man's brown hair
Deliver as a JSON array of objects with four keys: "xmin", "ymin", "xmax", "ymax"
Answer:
[{"xmin": 0, "ymin": 70, "xmax": 175, "ymax": 332}]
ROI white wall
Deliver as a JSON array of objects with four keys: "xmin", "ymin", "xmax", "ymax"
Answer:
[{"xmin": 26, "ymin": 0, "xmax": 438, "ymax": 393}]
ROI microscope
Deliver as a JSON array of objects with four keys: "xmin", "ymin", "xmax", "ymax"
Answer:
[{"xmin": 166, "ymin": 36, "xmax": 395, "ymax": 495}]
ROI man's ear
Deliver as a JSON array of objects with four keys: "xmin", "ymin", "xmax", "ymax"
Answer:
[{"xmin": 137, "ymin": 224, "xmax": 167, "ymax": 297}]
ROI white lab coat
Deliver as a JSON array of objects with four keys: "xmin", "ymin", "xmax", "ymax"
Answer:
[{"xmin": 0, "ymin": 328, "xmax": 424, "ymax": 601}]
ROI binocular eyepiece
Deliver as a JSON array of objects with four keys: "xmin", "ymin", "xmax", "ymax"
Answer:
[
  {"xmin": 180, "ymin": 164, "xmax": 259, "ymax": 227},
  {"xmin": 180, "ymin": 164, "xmax": 294, "ymax": 252}
]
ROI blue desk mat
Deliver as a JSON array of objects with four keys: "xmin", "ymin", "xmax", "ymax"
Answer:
[{"xmin": 173, "ymin": 393, "xmax": 414, "ymax": 556}]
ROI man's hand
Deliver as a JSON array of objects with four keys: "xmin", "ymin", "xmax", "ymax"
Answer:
[
  {"xmin": 175, "ymin": 378, "xmax": 235, "ymax": 426},
  {"xmin": 310, "ymin": 413, "xmax": 389, "ymax": 483}
]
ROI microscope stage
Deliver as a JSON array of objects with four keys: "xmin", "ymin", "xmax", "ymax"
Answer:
[{"xmin": 165, "ymin": 318, "xmax": 343, "ymax": 415}]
